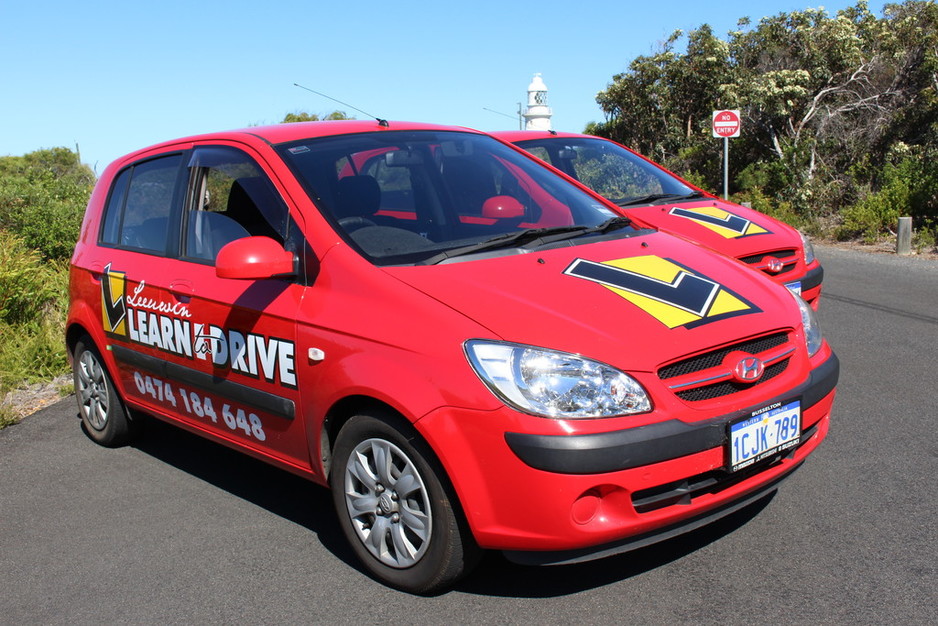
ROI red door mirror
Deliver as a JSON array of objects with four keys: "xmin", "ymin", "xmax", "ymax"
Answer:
[
  {"xmin": 482, "ymin": 195, "xmax": 525, "ymax": 220},
  {"xmin": 215, "ymin": 236, "xmax": 295, "ymax": 280}
]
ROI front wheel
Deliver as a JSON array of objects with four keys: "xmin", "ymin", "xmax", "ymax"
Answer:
[
  {"xmin": 72, "ymin": 336, "xmax": 136, "ymax": 446},
  {"xmin": 330, "ymin": 412, "xmax": 479, "ymax": 594}
]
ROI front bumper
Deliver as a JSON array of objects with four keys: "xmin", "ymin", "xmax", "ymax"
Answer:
[
  {"xmin": 505, "ymin": 353, "xmax": 837, "ymax": 474},
  {"xmin": 416, "ymin": 352, "xmax": 838, "ymax": 558},
  {"xmin": 777, "ymin": 263, "xmax": 823, "ymax": 309}
]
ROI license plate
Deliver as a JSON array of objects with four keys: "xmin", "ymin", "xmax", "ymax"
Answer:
[
  {"xmin": 785, "ymin": 281, "xmax": 802, "ymax": 295},
  {"xmin": 728, "ymin": 400, "xmax": 801, "ymax": 472}
]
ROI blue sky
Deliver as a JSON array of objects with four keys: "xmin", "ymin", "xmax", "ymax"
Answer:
[{"xmin": 1, "ymin": 0, "xmax": 884, "ymax": 173}]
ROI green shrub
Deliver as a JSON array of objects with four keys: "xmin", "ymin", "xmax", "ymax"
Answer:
[
  {"xmin": 838, "ymin": 163, "xmax": 911, "ymax": 241},
  {"xmin": 731, "ymin": 187, "xmax": 807, "ymax": 232},
  {"xmin": 0, "ymin": 230, "xmax": 70, "ymax": 426},
  {"xmin": 913, "ymin": 218, "xmax": 938, "ymax": 253},
  {"xmin": 0, "ymin": 230, "xmax": 64, "ymax": 325},
  {"xmin": 838, "ymin": 148, "xmax": 938, "ymax": 241},
  {"xmin": 0, "ymin": 311, "xmax": 68, "ymax": 390},
  {"xmin": 0, "ymin": 148, "xmax": 93, "ymax": 261}
]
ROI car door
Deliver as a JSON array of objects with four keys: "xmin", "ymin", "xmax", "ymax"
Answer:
[{"xmin": 165, "ymin": 144, "xmax": 310, "ymax": 468}]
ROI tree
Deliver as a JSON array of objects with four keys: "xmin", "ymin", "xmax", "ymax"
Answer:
[
  {"xmin": 0, "ymin": 147, "xmax": 95, "ymax": 260},
  {"xmin": 588, "ymin": 1, "xmax": 938, "ymax": 238},
  {"xmin": 281, "ymin": 110, "xmax": 353, "ymax": 123}
]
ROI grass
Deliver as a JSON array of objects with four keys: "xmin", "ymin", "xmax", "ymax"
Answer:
[
  {"xmin": 0, "ymin": 313, "xmax": 71, "ymax": 428},
  {"xmin": 0, "ymin": 231, "xmax": 71, "ymax": 428}
]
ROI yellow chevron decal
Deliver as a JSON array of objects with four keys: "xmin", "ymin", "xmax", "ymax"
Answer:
[
  {"xmin": 565, "ymin": 256, "xmax": 760, "ymax": 329},
  {"xmin": 669, "ymin": 205, "xmax": 770, "ymax": 238}
]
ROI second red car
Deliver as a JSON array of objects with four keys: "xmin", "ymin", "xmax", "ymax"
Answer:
[{"xmin": 495, "ymin": 131, "xmax": 823, "ymax": 308}]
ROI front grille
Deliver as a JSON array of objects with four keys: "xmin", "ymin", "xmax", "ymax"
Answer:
[
  {"xmin": 675, "ymin": 359, "xmax": 788, "ymax": 401},
  {"xmin": 739, "ymin": 249, "xmax": 797, "ymax": 265},
  {"xmin": 659, "ymin": 332, "xmax": 788, "ymax": 380},
  {"xmin": 658, "ymin": 331, "xmax": 795, "ymax": 403},
  {"xmin": 766, "ymin": 263, "xmax": 796, "ymax": 276},
  {"xmin": 739, "ymin": 249, "xmax": 799, "ymax": 277}
]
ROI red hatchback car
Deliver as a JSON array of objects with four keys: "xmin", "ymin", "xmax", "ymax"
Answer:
[
  {"xmin": 494, "ymin": 131, "xmax": 823, "ymax": 308},
  {"xmin": 68, "ymin": 121, "xmax": 837, "ymax": 593}
]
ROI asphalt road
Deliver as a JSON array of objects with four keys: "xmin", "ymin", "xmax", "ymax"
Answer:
[{"xmin": 2, "ymin": 244, "xmax": 936, "ymax": 624}]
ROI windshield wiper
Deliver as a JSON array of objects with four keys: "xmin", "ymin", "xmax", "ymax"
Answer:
[
  {"xmin": 517, "ymin": 216, "xmax": 632, "ymax": 248},
  {"xmin": 418, "ymin": 217, "xmax": 631, "ymax": 265},
  {"xmin": 615, "ymin": 191, "xmax": 706, "ymax": 207}
]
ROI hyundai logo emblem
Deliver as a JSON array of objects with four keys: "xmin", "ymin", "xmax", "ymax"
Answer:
[
  {"xmin": 733, "ymin": 356, "xmax": 765, "ymax": 382},
  {"xmin": 765, "ymin": 257, "xmax": 784, "ymax": 273}
]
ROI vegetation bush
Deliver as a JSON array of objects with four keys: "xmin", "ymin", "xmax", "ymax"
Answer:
[
  {"xmin": 588, "ymin": 0, "xmax": 938, "ymax": 242},
  {"xmin": 0, "ymin": 148, "xmax": 86, "ymax": 427},
  {"xmin": 0, "ymin": 231, "xmax": 63, "ymax": 324},
  {"xmin": 0, "ymin": 238, "xmax": 71, "ymax": 427},
  {"xmin": 0, "ymin": 147, "xmax": 94, "ymax": 261}
]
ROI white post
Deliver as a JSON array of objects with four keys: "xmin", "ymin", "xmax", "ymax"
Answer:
[
  {"xmin": 897, "ymin": 216, "xmax": 912, "ymax": 255},
  {"xmin": 723, "ymin": 137, "xmax": 729, "ymax": 200}
]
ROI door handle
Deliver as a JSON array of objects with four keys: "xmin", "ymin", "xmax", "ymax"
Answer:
[{"xmin": 169, "ymin": 280, "xmax": 195, "ymax": 300}]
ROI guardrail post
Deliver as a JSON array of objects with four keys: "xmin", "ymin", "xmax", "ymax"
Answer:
[{"xmin": 897, "ymin": 216, "xmax": 912, "ymax": 255}]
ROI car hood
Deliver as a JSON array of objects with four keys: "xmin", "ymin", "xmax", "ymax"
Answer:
[
  {"xmin": 384, "ymin": 231, "xmax": 801, "ymax": 373},
  {"xmin": 623, "ymin": 198, "xmax": 803, "ymax": 260}
]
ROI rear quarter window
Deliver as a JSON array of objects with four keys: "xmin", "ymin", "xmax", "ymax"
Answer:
[{"xmin": 99, "ymin": 154, "xmax": 184, "ymax": 253}]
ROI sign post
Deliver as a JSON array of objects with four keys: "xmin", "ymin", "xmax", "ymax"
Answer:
[{"xmin": 712, "ymin": 110, "xmax": 741, "ymax": 200}]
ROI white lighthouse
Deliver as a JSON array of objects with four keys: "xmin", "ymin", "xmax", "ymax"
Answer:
[{"xmin": 523, "ymin": 73, "xmax": 552, "ymax": 131}]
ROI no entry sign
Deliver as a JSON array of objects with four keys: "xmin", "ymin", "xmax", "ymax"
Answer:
[{"xmin": 712, "ymin": 110, "xmax": 741, "ymax": 138}]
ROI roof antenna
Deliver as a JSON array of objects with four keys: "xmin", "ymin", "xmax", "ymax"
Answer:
[{"xmin": 293, "ymin": 83, "xmax": 389, "ymax": 127}]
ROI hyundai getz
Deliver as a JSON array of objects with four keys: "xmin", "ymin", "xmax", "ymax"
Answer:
[
  {"xmin": 494, "ymin": 131, "xmax": 823, "ymax": 308},
  {"xmin": 68, "ymin": 121, "xmax": 838, "ymax": 593}
]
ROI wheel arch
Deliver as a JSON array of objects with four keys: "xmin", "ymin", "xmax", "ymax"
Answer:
[
  {"xmin": 65, "ymin": 320, "xmax": 93, "ymax": 359},
  {"xmin": 319, "ymin": 396, "xmax": 477, "ymax": 541},
  {"xmin": 320, "ymin": 395, "xmax": 424, "ymax": 481}
]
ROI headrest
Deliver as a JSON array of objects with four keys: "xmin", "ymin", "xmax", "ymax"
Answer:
[{"xmin": 335, "ymin": 176, "xmax": 381, "ymax": 219}]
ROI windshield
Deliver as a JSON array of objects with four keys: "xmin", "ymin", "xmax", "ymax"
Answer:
[
  {"xmin": 277, "ymin": 131, "xmax": 634, "ymax": 265},
  {"xmin": 514, "ymin": 137, "xmax": 697, "ymax": 206}
]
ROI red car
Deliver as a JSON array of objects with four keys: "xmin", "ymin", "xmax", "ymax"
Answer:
[
  {"xmin": 494, "ymin": 131, "xmax": 823, "ymax": 308},
  {"xmin": 68, "ymin": 121, "xmax": 837, "ymax": 593}
]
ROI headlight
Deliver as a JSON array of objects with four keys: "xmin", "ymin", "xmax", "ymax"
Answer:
[
  {"xmin": 465, "ymin": 340, "xmax": 651, "ymax": 418},
  {"xmin": 791, "ymin": 291, "xmax": 823, "ymax": 357},
  {"xmin": 800, "ymin": 232, "xmax": 816, "ymax": 265}
]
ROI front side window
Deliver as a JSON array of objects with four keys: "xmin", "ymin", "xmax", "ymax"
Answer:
[{"xmin": 183, "ymin": 147, "xmax": 290, "ymax": 263}]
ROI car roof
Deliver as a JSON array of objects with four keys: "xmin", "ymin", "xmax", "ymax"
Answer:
[
  {"xmin": 115, "ymin": 120, "xmax": 485, "ymax": 165},
  {"xmin": 490, "ymin": 130, "xmax": 594, "ymax": 142}
]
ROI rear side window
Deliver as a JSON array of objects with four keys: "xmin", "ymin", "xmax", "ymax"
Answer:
[
  {"xmin": 99, "ymin": 154, "xmax": 184, "ymax": 253},
  {"xmin": 100, "ymin": 169, "xmax": 131, "ymax": 245}
]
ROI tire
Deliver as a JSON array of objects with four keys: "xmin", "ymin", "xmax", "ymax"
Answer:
[
  {"xmin": 330, "ymin": 412, "xmax": 480, "ymax": 594},
  {"xmin": 72, "ymin": 336, "xmax": 136, "ymax": 447}
]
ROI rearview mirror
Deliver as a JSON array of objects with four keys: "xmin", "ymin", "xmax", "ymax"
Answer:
[
  {"xmin": 385, "ymin": 149, "xmax": 424, "ymax": 166},
  {"xmin": 216, "ymin": 236, "xmax": 295, "ymax": 280}
]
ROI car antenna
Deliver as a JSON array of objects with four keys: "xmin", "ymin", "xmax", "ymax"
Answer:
[{"xmin": 293, "ymin": 83, "xmax": 389, "ymax": 127}]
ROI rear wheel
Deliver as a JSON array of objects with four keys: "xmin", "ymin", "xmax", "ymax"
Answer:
[
  {"xmin": 330, "ymin": 411, "xmax": 479, "ymax": 594},
  {"xmin": 72, "ymin": 336, "xmax": 136, "ymax": 446}
]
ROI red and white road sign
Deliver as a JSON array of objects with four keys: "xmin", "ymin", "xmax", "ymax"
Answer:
[{"xmin": 712, "ymin": 110, "xmax": 741, "ymax": 138}]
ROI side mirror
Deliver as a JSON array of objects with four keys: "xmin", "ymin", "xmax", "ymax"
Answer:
[
  {"xmin": 215, "ymin": 236, "xmax": 295, "ymax": 280},
  {"xmin": 482, "ymin": 195, "xmax": 525, "ymax": 220}
]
